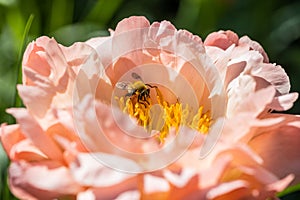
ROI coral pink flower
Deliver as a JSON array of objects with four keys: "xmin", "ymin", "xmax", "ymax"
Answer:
[{"xmin": 1, "ymin": 16, "xmax": 299, "ymax": 200}]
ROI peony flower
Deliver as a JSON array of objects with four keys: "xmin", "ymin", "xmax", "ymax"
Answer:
[{"xmin": 1, "ymin": 16, "xmax": 299, "ymax": 200}]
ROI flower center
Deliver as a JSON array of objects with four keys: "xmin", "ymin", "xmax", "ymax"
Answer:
[{"xmin": 115, "ymin": 84, "xmax": 212, "ymax": 143}]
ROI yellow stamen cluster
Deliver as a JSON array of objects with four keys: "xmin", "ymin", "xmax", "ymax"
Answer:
[{"xmin": 115, "ymin": 87, "xmax": 212, "ymax": 143}]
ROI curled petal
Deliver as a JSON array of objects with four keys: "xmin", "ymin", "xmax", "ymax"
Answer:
[
  {"xmin": 268, "ymin": 92, "xmax": 299, "ymax": 111},
  {"xmin": 206, "ymin": 180, "xmax": 251, "ymax": 199},
  {"xmin": 267, "ymin": 174, "xmax": 295, "ymax": 193},
  {"xmin": 22, "ymin": 36, "xmax": 68, "ymax": 86},
  {"xmin": 227, "ymin": 77, "xmax": 276, "ymax": 118},
  {"xmin": 0, "ymin": 124, "xmax": 24, "ymax": 157},
  {"xmin": 115, "ymin": 16, "xmax": 150, "ymax": 34},
  {"xmin": 59, "ymin": 41, "xmax": 98, "ymax": 67},
  {"xmin": 9, "ymin": 140, "xmax": 47, "ymax": 161},
  {"xmin": 204, "ymin": 30, "xmax": 239, "ymax": 50},
  {"xmin": 9, "ymin": 161, "xmax": 83, "ymax": 200},
  {"xmin": 251, "ymin": 63, "xmax": 290, "ymax": 95},
  {"xmin": 239, "ymin": 35, "xmax": 269, "ymax": 63},
  {"xmin": 6, "ymin": 108, "xmax": 63, "ymax": 161}
]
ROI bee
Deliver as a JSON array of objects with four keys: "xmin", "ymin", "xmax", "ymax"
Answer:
[{"xmin": 116, "ymin": 72, "xmax": 157, "ymax": 106}]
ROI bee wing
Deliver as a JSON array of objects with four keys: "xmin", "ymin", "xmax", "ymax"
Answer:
[
  {"xmin": 131, "ymin": 72, "xmax": 143, "ymax": 81},
  {"xmin": 116, "ymin": 81, "xmax": 131, "ymax": 90}
]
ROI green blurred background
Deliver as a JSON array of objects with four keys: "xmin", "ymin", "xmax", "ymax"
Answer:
[{"xmin": 0, "ymin": 0, "xmax": 299, "ymax": 199}]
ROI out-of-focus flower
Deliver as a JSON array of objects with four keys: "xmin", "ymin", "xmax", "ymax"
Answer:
[{"xmin": 1, "ymin": 16, "xmax": 299, "ymax": 200}]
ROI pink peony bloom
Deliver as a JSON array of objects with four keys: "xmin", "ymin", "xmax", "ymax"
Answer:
[{"xmin": 1, "ymin": 16, "xmax": 299, "ymax": 200}]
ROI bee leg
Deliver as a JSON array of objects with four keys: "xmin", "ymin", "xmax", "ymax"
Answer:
[
  {"xmin": 140, "ymin": 90, "xmax": 150, "ymax": 105},
  {"xmin": 146, "ymin": 89, "xmax": 150, "ymax": 98},
  {"xmin": 145, "ymin": 84, "xmax": 157, "ymax": 89},
  {"xmin": 144, "ymin": 99, "xmax": 150, "ymax": 105},
  {"xmin": 141, "ymin": 101, "xmax": 148, "ymax": 107},
  {"xmin": 142, "ymin": 89, "xmax": 150, "ymax": 99},
  {"xmin": 137, "ymin": 95, "xmax": 148, "ymax": 107},
  {"xmin": 145, "ymin": 90, "xmax": 151, "ymax": 105}
]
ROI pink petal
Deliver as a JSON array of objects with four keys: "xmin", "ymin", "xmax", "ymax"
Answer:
[
  {"xmin": 79, "ymin": 182, "xmax": 139, "ymax": 200},
  {"xmin": 6, "ymin": 108, "xmax": 63, "ymax": 161},
  {"xmin": 236, "ymin": 165, "xmax": 278, "ymax": 184},
  {"xmin": 178, "ymin": 61, "xmax": 207, "ymax": 106},
  {"xmin": 234, "ymin": 86, "xmax": 276, "ymax": 116},
  {"xmin": 239, "ymin": 35, "xmax": 269, "ymax": 63},
  {"xmin": 148, "ymin": 166, "xmax": 204, "ymax": 200},
  {"xmin": 105, "ymin": 57, "xmax": 136, "ymax": 85},
  {"xmin": 228, "ymin": 47, "xmax": 264, "ymax": 73},
  {"xmin": 148, "ymin": 20, "xmax": 177, "ymax": 44},
  {"xmin": 115, "ymin": 16, "xmax": 150, "ymax": 34},
  {"xmin": 217, "ymin": 144, "xmax": 264, "ymax": 166},
  {"xmin": 268, "ymin": 92, "xmax": 299, "ymax": 111},
  {"xmin": 0, "ymin": 124, "xmax": 24, "ymax": 157},
  {"xmin": 70, "ymin": 153, "xmax": 137, "ymax": 187},
  {"xmin": 9, "ymin": 161, "xmax": 82, "ymax": 200},
  {"xmin": 249, "ymin": 115, "xmax": 300, "ymax": 185},
  {"xmin": 77, "ymin": 190, "xmax": 95, "ymax": 200},
  {"xmin": 17, "ymin": 84, "xmax": 55, "ymax": 119},
  {"xmin": 85, "ymin": 36, "xmax": 111, "ymax": 50},
  {"xmin": 59, "ymin": 41, "xmax": 95, "ymax": 67},
  {"xmin": 10, "ymin": 140, "xmax": 47, "ymax": 161},
  {"xmin": 144, "ymin": 174, "xmax": 170, "ymax": 194},
  {"xmin": 72, "ymin": 154, "xmax": 139, "ymax": 199},
  {"xmin": 224, "ymin": 61, "xmax": 246, "ymax": 88},
  {"xmin": 204, "ymin": 30, "xmax": 239, "ymax": 50},
  {"xmin": 206, "ymin": 180, "xmax": 250, "ymax": 199},
  {"xmin": 115, "ymin": 190, "xmax": 140, "ymax": 200},
  {"xmin": 198, "ymin": 154, "xmax": 232, "ymax": 187},
  {"xmin": 267, "ymin": 174, "xmax": 295, "ymax": 192},
  {"xmin": 205, "ymin": 145, "xmax": 294, "ymax": 199},
  {"xmin": 164, "ymin": 168, "xmax": 197, "ymax": 188},
  {"xmin": 23, "ymin": 36, "xmax": 68, "ymax": 86},
  {"xmin": 227, "ymin": 77, "xmax": 276, "ymax": 118},
  {"xmin": 22, "ymin": 39, "xmax": 51, "ymax": 80},
  {"xmin": 251, "ymin": 63, "xmax": 290, "ymax": 95}
]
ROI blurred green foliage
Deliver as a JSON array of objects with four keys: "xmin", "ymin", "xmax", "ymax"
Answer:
[{"xmin": 0, "ymin": 0, "xmax": 299, "ymax": 199}]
